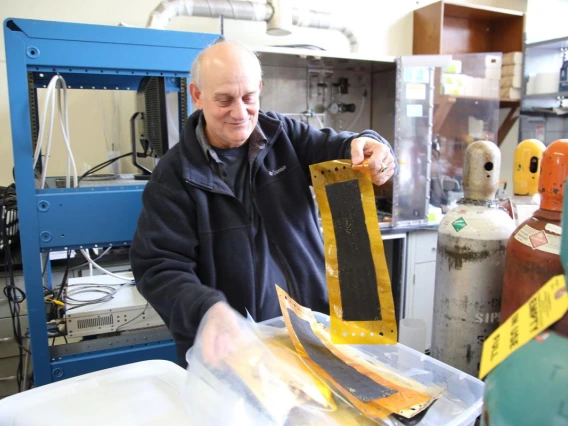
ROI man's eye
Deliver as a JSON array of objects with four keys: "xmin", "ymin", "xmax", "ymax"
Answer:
[{"xmin": 217, "ymin": 99, "xmax": 231, "ymax": 106}]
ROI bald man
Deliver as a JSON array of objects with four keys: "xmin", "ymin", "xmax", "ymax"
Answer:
[{"xmin": 130, "ymin": 40, "xmax": 397, "ymax": 365}]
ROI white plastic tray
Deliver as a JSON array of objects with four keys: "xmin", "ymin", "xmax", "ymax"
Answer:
[{"xmin": 0, "ymin": 360, "xmax": 189, "ymax": 426}]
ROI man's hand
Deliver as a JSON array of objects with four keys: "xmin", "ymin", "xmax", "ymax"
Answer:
[
  {"xmin": 350, "ymin": 137, "xmax": 396, "ymax": 186},
  {"xmin": 198, "ymin": 302, "xmax": 244, "ymax": 368}
]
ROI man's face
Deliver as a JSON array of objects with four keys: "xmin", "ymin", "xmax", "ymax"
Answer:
[{"xmin": 190, "ymin": 53, "xmax": 262, "ymax": 149}]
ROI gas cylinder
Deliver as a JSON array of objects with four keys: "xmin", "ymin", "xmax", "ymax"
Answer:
[
  {"xmin": 510, "ymin": 139, "xmax": 546, "ymax": 226},
  {"xmin": 500, "ymin": 139, "xmax": 568, "ymax": 323},
  {"xmin": 481, "ymin": 183, "xmax": 568, "ymax": 426},
  {"xmin": 431, "ymin": 141, "xmax": 515, "ymax": 376}
]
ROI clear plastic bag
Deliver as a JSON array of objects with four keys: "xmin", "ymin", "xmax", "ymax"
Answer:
[
  {"xmin": 182, "ymin": 303, "xmax": 445, "ymax": 425},
  {"xmin": 183, "ymin": 304, "xmax": 379, "ymax": 425}
]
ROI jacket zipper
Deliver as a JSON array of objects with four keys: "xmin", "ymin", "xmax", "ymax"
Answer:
[
  {"xmin": 185, "ymin": 179, "xmax": 259, "ymax": 316},
  {"xmin": 248, "ymin": 125, "xmax": 299, "ymax": 304},
  {"xmin": 250, "ymin": 187, "xmax": 300, "ymax": 304}
]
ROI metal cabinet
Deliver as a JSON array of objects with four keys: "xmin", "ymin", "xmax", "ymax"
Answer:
[
  {"xmin": 403, "ymin": 230, "xmax": 438, "ymax": 350},
  {"xmin": 4, "ymin": 18, "xmax": 217, "ymax": 386}
]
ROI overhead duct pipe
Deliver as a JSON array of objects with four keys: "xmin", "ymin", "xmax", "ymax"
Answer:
[
  {"xmin": 291, "ymin": 7, "xmax": 358, "ymax": 53},
  {"xmin": 145, "ymin": 0, "xmax": 359, "ymax": 53}
]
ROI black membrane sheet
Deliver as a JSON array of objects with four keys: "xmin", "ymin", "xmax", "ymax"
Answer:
[
  {"xmin": 288, "ymin": 308, "xmax": 397, "ymax": 402},
  {"xmin": 325, "ymin": 179, "xmax": 381, "ymax": 321}
]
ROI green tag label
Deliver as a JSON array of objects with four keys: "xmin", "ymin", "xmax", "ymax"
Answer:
[{"xmin": 452, "ymin": 217, "xmax": 467, "ymax": 232}]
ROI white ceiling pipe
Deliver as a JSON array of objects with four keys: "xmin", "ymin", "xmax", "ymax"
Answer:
[
  {"xmin": 146, "ymin": 0, "xmax": 359, "ymax": 53},
  {"xmin": 266, "ymin": 0, "xmax": 293, "ymax": 36},
  {"xmin": 292, "ymin": 8, "xmax": 358, "ymax": 53},
  {"xmin": 146, "ymin": 0, "xmax": 273, "ymax": 29}
]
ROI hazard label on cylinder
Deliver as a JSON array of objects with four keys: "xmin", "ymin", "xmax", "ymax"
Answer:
[
  {"xmin": 528, "ymin": 230, "xmax": 548, "ymax": 249},
  {"xmin": 514, "ymin": 224, "xmax": 561, "ymax": 255},
  {"xmin": 452, "ymin": 217, "xmax": 467, "ymax": 232}
]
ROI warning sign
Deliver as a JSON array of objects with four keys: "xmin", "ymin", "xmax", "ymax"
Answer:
[
  {"xmin": 452, "ymin": 217, "xmax": 467, "ymax": 232},
  {"xmin": 529, "ymin": 230, "xmax": 548, "ymax": 249},
  {"xmin": 479, "ymin": 275, "xmax": 568, "ymax": 379},
  {"xmin": 514, "ymin": 224, "xmax": 561, "ymax": 255}
]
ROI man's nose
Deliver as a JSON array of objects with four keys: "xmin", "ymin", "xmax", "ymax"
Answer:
[{"xmin": 230, "ymin": 99, "xmax": 247, "ymax": 120}]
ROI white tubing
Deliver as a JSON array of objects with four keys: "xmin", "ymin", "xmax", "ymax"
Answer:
[
  {"xmin": 79, "ymin": 249, "xmax": 133, "ymax": 282},
  {"xmin": 345, "ymin": 91, "xmax": 366, "ymax": 131},
  {"xmin": 292, "ymin": 8, "xmax": 359, "ymax": 53},
  {"xmin": 145, "ymin": 0, "xmax": 358, "ymax": 52},
  {"xmin": 146, "ymin": 0, "xmax": 272, "ymax": 29}
]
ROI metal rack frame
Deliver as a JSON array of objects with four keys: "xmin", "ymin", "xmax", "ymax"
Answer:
[{"xmin": 4, "ymin": 18, "xmax": 218, "ymax": 386}]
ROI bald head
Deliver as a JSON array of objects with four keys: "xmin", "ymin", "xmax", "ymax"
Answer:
[
  {"xmin": 191, "ymin": 40, "xmax": 262, "ymax": 91},
  {"xmin": 189, "ymin": 40, "xmax": 263, "ymax": 149}
]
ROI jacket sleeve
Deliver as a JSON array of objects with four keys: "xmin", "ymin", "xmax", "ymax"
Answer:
[
  {"xmin": 130, "ymin": 181, "xmax": 226, "ymax": 350},
  {"xmin": 268, "ymin": 112, "xmax": 397, "ymax": 178}
]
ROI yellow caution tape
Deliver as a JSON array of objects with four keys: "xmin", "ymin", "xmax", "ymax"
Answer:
[{"xmin": 479, "ymin": 275, "xmax": 568, "ymax": 379}]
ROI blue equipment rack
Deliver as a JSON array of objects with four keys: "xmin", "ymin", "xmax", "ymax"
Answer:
[{"xmin": 4, "ymin": 18, "xmax": 218, "ymax": 386}]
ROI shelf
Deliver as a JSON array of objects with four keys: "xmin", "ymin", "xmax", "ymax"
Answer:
[
  {"xmin": 413, "ymin": 0, "xmax": 524, "ymax": 55},
  {"xmin": 524, "ymin": 91, "xmax": 568, "ymax": 100},
  {"xmin": 443, "ymin": 1, "xmax": 523, "ymax": 20},
  {"xmin": 525, "ymin": 36, "xmax": 568, "ymax": 52},
  {"xmin": 435, "ymin": 95, "xmax": 517, "ymax": 105},
  {"xmin": 520, "ymin": 108, "xmax": 568, "ymax": 117},
  {"xmin": 499, "ymin": 99, "xmax": 521, "ymax": 108}
]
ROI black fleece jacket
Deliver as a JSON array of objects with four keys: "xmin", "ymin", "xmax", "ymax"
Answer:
[{"xmin": 130, "ymin": 110, "xmax": 394, "ymax": 364}]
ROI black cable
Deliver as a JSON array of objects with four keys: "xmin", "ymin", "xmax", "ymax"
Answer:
[
  {"xmin": 64, "ymin": 283, "xmax": 129, "ymax": 311},
  {"xmin": 50, "ymin": 250, "xmax": 71, "ymax": 321},
  {"xmin": 1, "ymin": 185, "xmax": 27, "ymax": 392},
  {"xmin": 41, "ymin": 253, "xmax": 49, "ymax": 278},
  {"xmin": 77, "ymin": 152, "xmax": 133, "ymax": 184}
]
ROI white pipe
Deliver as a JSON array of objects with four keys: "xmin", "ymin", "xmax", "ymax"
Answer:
[
  {"xmin": 266, "ymin": 0, "xmax": 292, "ymax": 36},
  {"xmin": 292, "ymin": 8, "xmax": 359, "ymax": 53},
  {"xmin": 146, "ymin": 0, "xmax": 272, "ymax": 29},
  {"xmin": 146, "ymin": 0, "xmax": 359, "ymax": 53}
]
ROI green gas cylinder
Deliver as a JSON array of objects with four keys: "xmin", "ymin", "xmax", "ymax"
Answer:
[{"xmin": 481, "ymin": 181, "xmax": 568, "ymax": 425}]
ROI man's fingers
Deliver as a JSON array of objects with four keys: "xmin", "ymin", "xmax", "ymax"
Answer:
[
  {"xmin": 367, "ymin": 146, "xmax": 391, "ymax": 172},
  {"xmin": 350, "ymin": 138, "xmax": 366, "ymax": 165},
  {"xmin": 370, "ymin": 162, "xmax": 395, "ymax": 186}
]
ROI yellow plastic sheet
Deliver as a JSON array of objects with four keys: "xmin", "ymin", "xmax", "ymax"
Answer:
[
  {"xmin": 276, "ymin": 286, "xmax": 439, "ymax": 422},
  {"xmin": 310, "ymin": 159, "xmax": 397, "ymax": 345},
  {"xmin": 225, "ymin": 332, "xmax": 337, "ymax": 416}
]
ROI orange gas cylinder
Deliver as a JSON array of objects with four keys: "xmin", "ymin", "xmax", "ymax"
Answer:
[{"xmin": 500, "ymin": 139, "xmax": 568, "ymax": 323}]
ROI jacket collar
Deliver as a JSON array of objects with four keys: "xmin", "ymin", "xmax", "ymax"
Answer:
[{"xmin": 179, "ymin": 110, "xmax": 282, "ymax": 191}]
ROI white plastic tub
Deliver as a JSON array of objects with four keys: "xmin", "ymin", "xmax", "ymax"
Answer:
[
  {"xmin": 262, "ymin": 313, "xmax": 485, "ymax": 426},
  {"xmin": 0, "ymin": 360, "xmax": 189, "ymax": 426},
  {"xmin": 0, "ymin": 315, "xmax": 484, "ymax": 426}
]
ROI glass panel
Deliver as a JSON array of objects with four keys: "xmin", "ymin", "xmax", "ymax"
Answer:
[{"xmin": 394, "ymin": 53, "xmax": 502, "ymax": 225}]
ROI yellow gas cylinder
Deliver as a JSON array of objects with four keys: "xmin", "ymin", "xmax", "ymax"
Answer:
[{"xmin": 510, "ymin": 139, "xmax": 546, "ymax": 226}]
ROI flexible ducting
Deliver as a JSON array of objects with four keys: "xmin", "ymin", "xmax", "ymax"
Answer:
[{"xmin": 146, "ymin": 0, "xmax": 359, "ymax": 53}]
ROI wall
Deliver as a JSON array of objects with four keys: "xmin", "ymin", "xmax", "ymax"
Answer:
[
  {"xmin": 525, "ymin": 0, "xmax": 568, "ymax": 44},
  {"xmin": 1, "ymin": 0, "xmax": 527, "ymax": 186}
]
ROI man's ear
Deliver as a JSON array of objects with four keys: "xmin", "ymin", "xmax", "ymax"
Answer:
[{"xmin": 189, "ymin": 82, "xmax": 203, "ymax": 109}]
